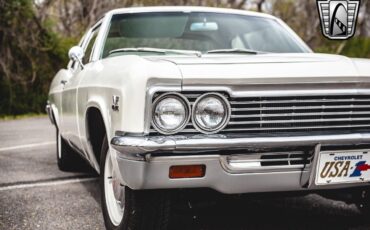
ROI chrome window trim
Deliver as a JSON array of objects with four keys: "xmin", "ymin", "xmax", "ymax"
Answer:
[
  {"xmin": 96, "ymin": 7, "xmax": 312, "ymax": 61},
  {"xmin": 91, "ymin": 13, "xmax": 113, "ymax": 62},
  {"xmin": 191, "ymin": 92, "xmax": 231, "ymax": 134},
  {"xmin": 151, "ymin": 92, "xmax": 191, "ymax": 135},
  {"xmin": 84, "ymin": 23, "xmax": 102, "ymax": 64},
  {"xmin": 275, "ymin": 18, "xmax": 313, "ymax": 53}
]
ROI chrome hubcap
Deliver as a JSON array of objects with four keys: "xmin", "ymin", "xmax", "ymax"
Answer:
[{"xmin": 104, "ymin": 150, "xmax": 125, "ymax": 226}]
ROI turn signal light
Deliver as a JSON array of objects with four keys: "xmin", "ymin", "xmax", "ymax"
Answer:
[{"xmin": 169, "ymin": 165, "xmax": 206, "ymax": 179}]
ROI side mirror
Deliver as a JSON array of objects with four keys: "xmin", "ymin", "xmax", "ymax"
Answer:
[{"xmin": 68, "ymin": 46, "xmax": 85, "ymax": 69}]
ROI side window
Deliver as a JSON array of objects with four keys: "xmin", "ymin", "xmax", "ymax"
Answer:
[{"xmin": 83, "ymin": 26, "xmax": 100, "ymax": 64}]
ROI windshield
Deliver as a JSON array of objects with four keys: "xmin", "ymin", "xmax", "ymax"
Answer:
[{"xmin": 102, "ymin": 12, "xmax": 309, "ymax": 58}]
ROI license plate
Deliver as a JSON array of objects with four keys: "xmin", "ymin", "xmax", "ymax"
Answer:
[{"xmin": 316, "ymin": 150, "xmax": 370, "ymax": 185}]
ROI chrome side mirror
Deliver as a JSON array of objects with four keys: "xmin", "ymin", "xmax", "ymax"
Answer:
[{"xmin": 68, "ymin": 46, "xmax": 85, "ymax": 69}]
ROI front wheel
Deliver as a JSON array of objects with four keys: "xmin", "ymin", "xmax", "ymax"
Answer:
[{"xmin": 100, "ymin": 136, "xmax": 172, "ymax": 230}]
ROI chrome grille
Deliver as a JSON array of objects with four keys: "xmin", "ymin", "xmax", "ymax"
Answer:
[
  {"xmin": 228, "ymin": 95, "xmax": 370, "ymax": 133},
  {"xmin": 150, "ymin": 93, "xmax": 370, "ymax": 134}
]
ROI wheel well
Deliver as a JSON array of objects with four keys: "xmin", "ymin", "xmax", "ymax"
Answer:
[{"xmin": 86, "ymin": 107, "xmax": 106, "ymax": 165}]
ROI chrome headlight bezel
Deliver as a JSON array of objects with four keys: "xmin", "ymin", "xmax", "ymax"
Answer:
[
  {"xmin": 192, "ymin": 93, "xmax": 231, "ymax": 134},
  {"xmin": 151, "ymin": 92, "xmax": 191, "ymax": 135}
]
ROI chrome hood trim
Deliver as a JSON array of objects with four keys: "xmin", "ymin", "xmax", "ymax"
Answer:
[
  {"xmin": 148, "ymin": 53, "xmax": 368, "ymax": 86},
  {"xmin": 151, "ymin": 53, "xmax": 345, "ymax": 65}
]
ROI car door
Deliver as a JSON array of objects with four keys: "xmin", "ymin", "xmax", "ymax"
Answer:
[{"xmin": 60, "ymin": 24, "xmax": 101, "ymax": 154}]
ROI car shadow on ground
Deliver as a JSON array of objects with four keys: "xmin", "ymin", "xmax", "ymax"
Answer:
[
  {"xmin": 172, "ymin": 191, "xmax": 370, "ymax": 230},
  {"xmin": 75, "ymin": 164, "xmax": 101, "ymax": 204},
  {"xmin": 79, "ymin": 169, "xmax": 370, "ymax": 230}
]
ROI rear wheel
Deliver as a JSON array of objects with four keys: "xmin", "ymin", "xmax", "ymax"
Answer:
[
  {"xmin": 100, "ymin": 136, "xmax": 172, "ymax": 230},
  {"xmin": 56, "ymin": 129, "xmax": 85, "ymax": 171}
]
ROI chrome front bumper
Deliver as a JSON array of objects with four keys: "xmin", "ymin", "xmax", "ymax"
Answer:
[
  {"xmin": 111, "ymin": 133, "xmax": 370, "ymax": 157},
  {"xmin": 111, "ymin": 133, "xmax": 370, "ymax": 194}
]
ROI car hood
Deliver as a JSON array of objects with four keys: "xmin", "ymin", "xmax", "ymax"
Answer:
[{"xmin": 146, "ymin": 53, "xmax": 370, "ymax": 86}]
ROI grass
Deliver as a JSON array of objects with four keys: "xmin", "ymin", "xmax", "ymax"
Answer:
[{"xmin": 0, "ymin": 113, "xmax": 47, "ymax": 121}]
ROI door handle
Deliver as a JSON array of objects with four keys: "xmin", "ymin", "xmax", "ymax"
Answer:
[{"xmin": 61, "ymin": 80, "xmax": 68, "ymax": 85}]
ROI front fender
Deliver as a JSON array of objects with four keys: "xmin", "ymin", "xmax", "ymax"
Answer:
[{"xmin": 77, "ymin": 56, "xmax": 182, "ymax": 173}]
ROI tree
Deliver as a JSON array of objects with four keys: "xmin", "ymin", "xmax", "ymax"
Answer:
[
  {"xmin": 0, "ymin": 0, "xmax": 369, "ymax": 116},
  {"xmin": 0, "ymin": 0, "xmax": 70, "ymax": 115}
]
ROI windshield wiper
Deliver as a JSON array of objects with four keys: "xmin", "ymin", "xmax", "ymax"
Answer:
[
  {"xmin": 206, "ymin": 48, "xmax": 261, "ymax": 55},
  {"xmin": 109, "ymin": 47, "xmax": 202, "ymax": 57}
]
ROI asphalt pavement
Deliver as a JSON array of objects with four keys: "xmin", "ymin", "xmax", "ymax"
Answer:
[{"xmin": 1, "ymin": 117, "xmax": 370, "ymax": 230}]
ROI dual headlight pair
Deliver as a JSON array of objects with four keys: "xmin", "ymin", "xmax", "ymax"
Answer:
[{"xmin": 152, "ymin": 92, "xmax": 231, "ymax": 135}]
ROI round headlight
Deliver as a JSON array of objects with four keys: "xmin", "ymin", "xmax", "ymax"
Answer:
[
  {"xmin": 152, "ymin": 93, "xmax": 190, "ymax": 134},
  {"xmin": 192, "ymin": 93, "xmax": 230, "ymax": 134}
]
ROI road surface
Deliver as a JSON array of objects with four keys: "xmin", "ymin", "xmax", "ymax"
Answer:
[{"xmin": 0, "ymin": 117, "xmax": 369, "ymax": 230}]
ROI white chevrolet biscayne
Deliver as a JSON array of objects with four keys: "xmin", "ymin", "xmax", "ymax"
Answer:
[{"xmin": 46, "ymin": 6, "xmax": 370, "ymax": 230}]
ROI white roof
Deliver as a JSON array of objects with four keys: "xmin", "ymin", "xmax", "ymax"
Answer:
[{"xmin": 107, "ymin": 6, "xmax": 276, "ymax": 19}]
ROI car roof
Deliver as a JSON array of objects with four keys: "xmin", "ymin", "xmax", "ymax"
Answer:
[{"xmin": 107, "ymin": 6, "xmax": 276, "ymax": 20}]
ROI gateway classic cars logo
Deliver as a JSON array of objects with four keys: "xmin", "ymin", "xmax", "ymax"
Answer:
[{"xmin": 317, "ymin": 0, "xmax": 360, "ymax": 39}]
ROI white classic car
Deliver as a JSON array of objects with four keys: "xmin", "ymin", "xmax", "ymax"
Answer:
[{"xmin": 47, "ymin": 6, "xmax": 370, "ymax": 230}]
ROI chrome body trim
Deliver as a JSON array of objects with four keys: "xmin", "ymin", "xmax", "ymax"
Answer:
[
  {"xmin": 111, "ymin": 95, "xmax": 120, "ymax": 111},
  {"xmin": 301, "ymin": 144, "xmax": 321, "ymax": 188},
  {"xmin": 219, "ymin": 151, "xmax": 311, "ymax": 173},
  {"xmin": 181, "ymin": 88, "xmax": 370, "ymax": 98},
  {"xmin": 45, "ymin": 102, "xmax": 55, "ymax": 125},
  {"xmin": 111, "ymin": 133, "xmax": 370, "ymax": 157}
]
